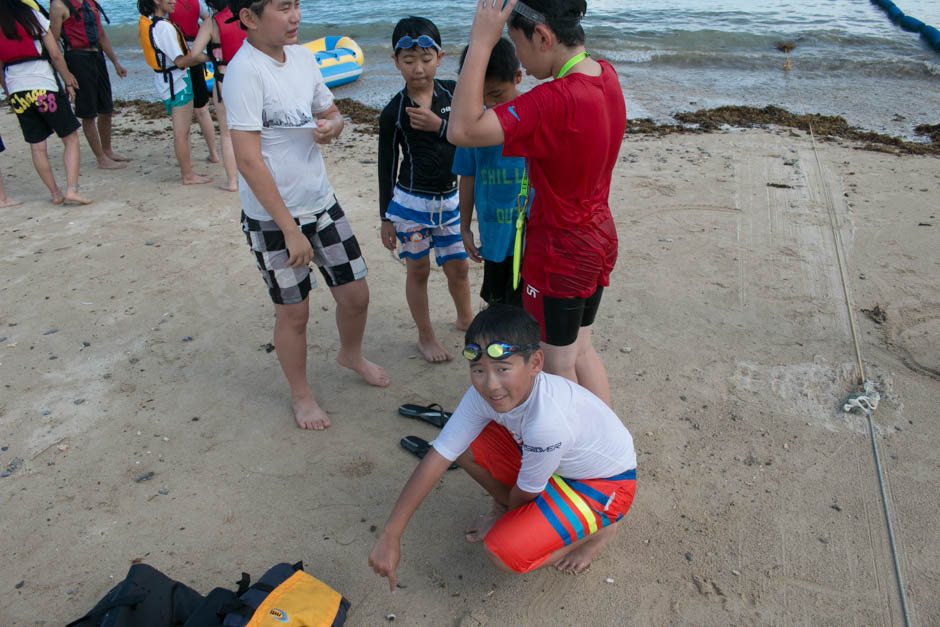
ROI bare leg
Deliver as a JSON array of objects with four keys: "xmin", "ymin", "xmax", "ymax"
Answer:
[
  {"xmin": 456, "ymin": 448, "xmax": 511, "ymax": 542},
  {"xmin": 573, "ymin": 326, "xmax": 610, "ymax": 406},
  {"xmin": 194, "ymin": 104, "xmax": 219, "ymax": 163},
  {"xmin": 273, "ymin": 299, "xmax": 330, "ymax": 430},
  {"xmin": 170, "ymin": 103, "xmax": 210, "ymax": 185},
  {"xmin": 329, "ymin": 278, "xmax": 389, "ymax": 387},
  {"xmin": 29, "ymin": 140, "xmax": 63, "ymax": 204},
  {"xmin": 405, "ymin": 256, "xmax": 452, "ymax": 362},
  {"xmin": 98, "ymin": 113, "xmax": 131, "ymax": 162},
  {"xmin": 541, "ymin": 341, "xmax": 579, "ymax": 384},
  {"xmin": 442, "ymin": 257, "xmax": 473, "ymax": 330},
  {"xmin": 81, "ymin": 116, "xmax": 124, "ymax": 169},
  {"xmin": 0, "ymin": 168, "xmax": 22, "ymax": 207},
  {"xmin": 213, "ymin": 95, "xmax": 237, "ymax": 191},
  {"xmin": 62, "ymin": 132, "xmax": 91, "ymax": 204}
]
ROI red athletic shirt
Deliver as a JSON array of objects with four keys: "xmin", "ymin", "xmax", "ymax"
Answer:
[{"xmin": 493, "ymin": 60, "xmax": 626, "ymax": 298}]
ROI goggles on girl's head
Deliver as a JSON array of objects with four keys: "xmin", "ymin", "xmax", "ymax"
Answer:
[
  {"xmin": 394, "ymin": 35, "xmax": 441, "ymax": 52},
  {"xmin": 463, "ymin": 342, "xmax": 540, "ymax": 362},
  {"xmin": 512, "ymin": 1, "xmax": 547, "ymax": 24}
]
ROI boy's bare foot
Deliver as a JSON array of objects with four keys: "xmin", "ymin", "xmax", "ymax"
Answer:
[
  {"xmin": 553, "ymin": 524, "xmax": 617, "ymax": 574},
  {"xmin": 182, "ymin": 172, "xmax": 212, "ymax": 185},
  {"xmin": 206, "ymin": 154, "xmax": 221, "ymax": 164},
  {"xmin": 291, "ymin": 395, "xmax": 331, "ymax": 430},
  {"xmin": 0, "ymin": 197, "xmax": 23, "ymax": 208},
  {"xmin": 417, "ymin": 338, "xmax": 453, "ymax": 363},
  {"xmin": 51, "ymin": 187, "xmax": 65, "ymax": 205},
  {"xmin": 107, "ymin": 151, "xmax": 132, "ymax": 162},
  {"xmin": 336, "ymin": 352, "xmax": 390, "ymax": 387},
  {"xmin": 64, "ymin": 185, "xmax": 92, "ymax": 205},
  {"xmin": 465, "ymin": 500, "xmax": 507, "ymax": 543},
  {"xmin": 218, "ymin": 182, "xmax": 238, "ymax": 192},
  {"xmin": 97, "ymin": 158, "xmax": 126, "ymax": 170}
]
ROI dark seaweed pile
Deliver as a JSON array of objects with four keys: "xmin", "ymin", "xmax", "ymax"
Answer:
[{"xmin": 110, "ymin": 99, "xmax": 938, "ymax": 156}]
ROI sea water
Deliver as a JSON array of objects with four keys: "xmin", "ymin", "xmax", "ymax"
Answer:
[{"xmin": 98, "ymin": 0, "xmax": 939, "ymax": 138}]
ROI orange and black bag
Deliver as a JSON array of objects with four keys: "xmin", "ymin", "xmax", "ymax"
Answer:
[{"xmin": 219, "ymin": 562, "xmax": 350, "ymax": 627}]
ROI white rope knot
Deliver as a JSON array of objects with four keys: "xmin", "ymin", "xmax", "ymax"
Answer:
[{"xmin": 842, "ymin": 380, "xmax": 880, "ymax": 415}]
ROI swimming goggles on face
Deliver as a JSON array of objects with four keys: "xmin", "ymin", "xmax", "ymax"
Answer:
[
  {"xmin": 463, "ymin": 342, "xmax": 540, "ymax": 362},
  {"xmin": 394, "ymin": 35, "xmax": 441, "ymax": 52}
]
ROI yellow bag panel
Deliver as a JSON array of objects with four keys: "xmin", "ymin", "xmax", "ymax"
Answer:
[{"xmin": 246, "ymin": 570, "xmax": 343, "ymax": 627}]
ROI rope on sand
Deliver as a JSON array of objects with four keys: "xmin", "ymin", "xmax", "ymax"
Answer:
[{"xmin": 803, "ymin": 122, "xmax": 913, "ymax": 627}]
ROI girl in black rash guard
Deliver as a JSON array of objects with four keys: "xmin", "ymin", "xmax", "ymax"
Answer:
[{"xmin": 377, "ymin": 16, "xmax": 472, "ymax": 363}]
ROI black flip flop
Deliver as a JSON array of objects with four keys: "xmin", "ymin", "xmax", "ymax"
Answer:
[
  {"xmin": 398, "ymin": 403, "xmax": 452, "ymax": 428},
  {"xmin": 400, "ymin": 436, "xmax": 459, "ymax": 470}
]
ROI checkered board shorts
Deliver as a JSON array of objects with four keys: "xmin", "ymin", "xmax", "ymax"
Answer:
[{"xmin": 241, "ymin": 202, "xmax": 367, "ymax": 305}]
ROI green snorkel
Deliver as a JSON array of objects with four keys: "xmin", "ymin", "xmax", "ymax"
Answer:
[{"xmin": 512, "ymin": 167, "xmax": 530, "ymax": 290}]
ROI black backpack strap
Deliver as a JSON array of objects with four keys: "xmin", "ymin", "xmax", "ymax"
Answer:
[{"xmin": 234, "ymin": 572, "xmax": 251, "ymax": 596}]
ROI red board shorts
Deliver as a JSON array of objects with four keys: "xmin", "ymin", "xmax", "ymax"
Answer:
[{"xmin": 469, "ymin": 422, "xmax": 636, "ymax": 573}]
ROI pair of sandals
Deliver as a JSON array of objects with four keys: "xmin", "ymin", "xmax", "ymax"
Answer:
[{"xmin": 398, "ymin": 403, "xmax": 458, "ymax": 470}]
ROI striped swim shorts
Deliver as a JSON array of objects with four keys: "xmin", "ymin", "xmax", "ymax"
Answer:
[
  {"xmin": 386, "ymin": 185, "xmax": 467, "ymax": 265},
  {"xmin": 469, "ymin": 422, "xmax": 637, "ymax": 573},
  {"xmin": 241, "ymin": 202, "xmax": 367, "ymax": 305}
]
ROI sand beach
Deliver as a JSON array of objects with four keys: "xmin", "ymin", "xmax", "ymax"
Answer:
[{"xmin": 0, "ymin": 99, "xmax": 938, "ymax": 625}]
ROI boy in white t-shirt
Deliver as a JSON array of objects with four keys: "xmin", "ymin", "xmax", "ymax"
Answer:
[
  {"xmin": 224, "ymin": 0, "xmax": 389, "ymax": 431},
  {"xmin": 369, "ymin": 305, "xmax": 637, "ymax": 582}
]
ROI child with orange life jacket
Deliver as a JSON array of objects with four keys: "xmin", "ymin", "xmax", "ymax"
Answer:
[
  {"xmin": 137, "ymin": 0, "xmax": 212, "ymax": 185},
  {"xmin": 0, "ymin": 0, "xmax": 90, "ymax": 205},
  {"xmin": 167, "ymin": 0, "xmax": 218, "ymax": 164},
  {"xmin": 48, "ymin": 0, "xmax": 130, "ymax": 170},
  {"xmin": 187, "ymin": 0, "xmax": 245, "ymax": 191}
]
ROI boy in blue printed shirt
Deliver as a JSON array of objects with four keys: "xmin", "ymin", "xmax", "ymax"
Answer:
[{"xmin": 453, "ymin": 38, "xmax": 526, "ymax": 307}]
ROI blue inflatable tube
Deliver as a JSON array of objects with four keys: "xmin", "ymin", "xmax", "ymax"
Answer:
[
  {"xmin": 898, "ymin": 15, "xmax": 924, "ymax": 32},
  {"xmin": 922, "ymin": 25, "xmax": 940, "ymax": 48},
  {"xmin": 870, "ymin": 0, "xmax": 940, "ymax": 51}
]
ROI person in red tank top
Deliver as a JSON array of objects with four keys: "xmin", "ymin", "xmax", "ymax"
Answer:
[
  {"xmin": 49, "ymin": 0, "xmax": 130, "ymax": 170},
  {"xmin": 449, "ymin": 0, "xmax": 626, "ymax": 409},
  {"xmin": 168, "ymin": 0, "xmax": 219, "ymax": 164}
]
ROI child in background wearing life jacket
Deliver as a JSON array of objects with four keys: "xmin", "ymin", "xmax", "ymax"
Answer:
[
  {"xmin": 138, "ymin": 0, "xmax": 211, "ymax": 185},
  {"xmin": 168, "ymin": 0, "xmax": 218, "ymax": 164},
  {"xmin": 49, "ymin": 0, "xmax": 131, "ymax": 170},
  {"xmin": 378, "ymin": 16, "xmax": 473, "ymax": 363},
  {"xmin": 0, "ymin": 0, "xmax": 90, "ymax": 205},
  {"xmin": 188, "ymin": 0, "xmax": 244, "ymax": 191},
  {"xmin": 448, "ymin": 0, "xmax": 627, "ymax": 406}
]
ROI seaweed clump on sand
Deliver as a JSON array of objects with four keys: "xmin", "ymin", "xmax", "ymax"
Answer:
[
  {"xmin": 335, "ymin": 98, "xmax": 381, "ymax": 135},
  {"xmin": 628, "ymin": 105, "xmax": 939, "ymax": 156},
  {"xmin": 113, "ymin": 98, "xmax": 168, "ymax": 121}
]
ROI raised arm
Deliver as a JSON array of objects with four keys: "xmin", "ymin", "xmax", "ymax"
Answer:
[{"xmin": 447, "ymin": 0, "xmax": 512, "ymax": 148}]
